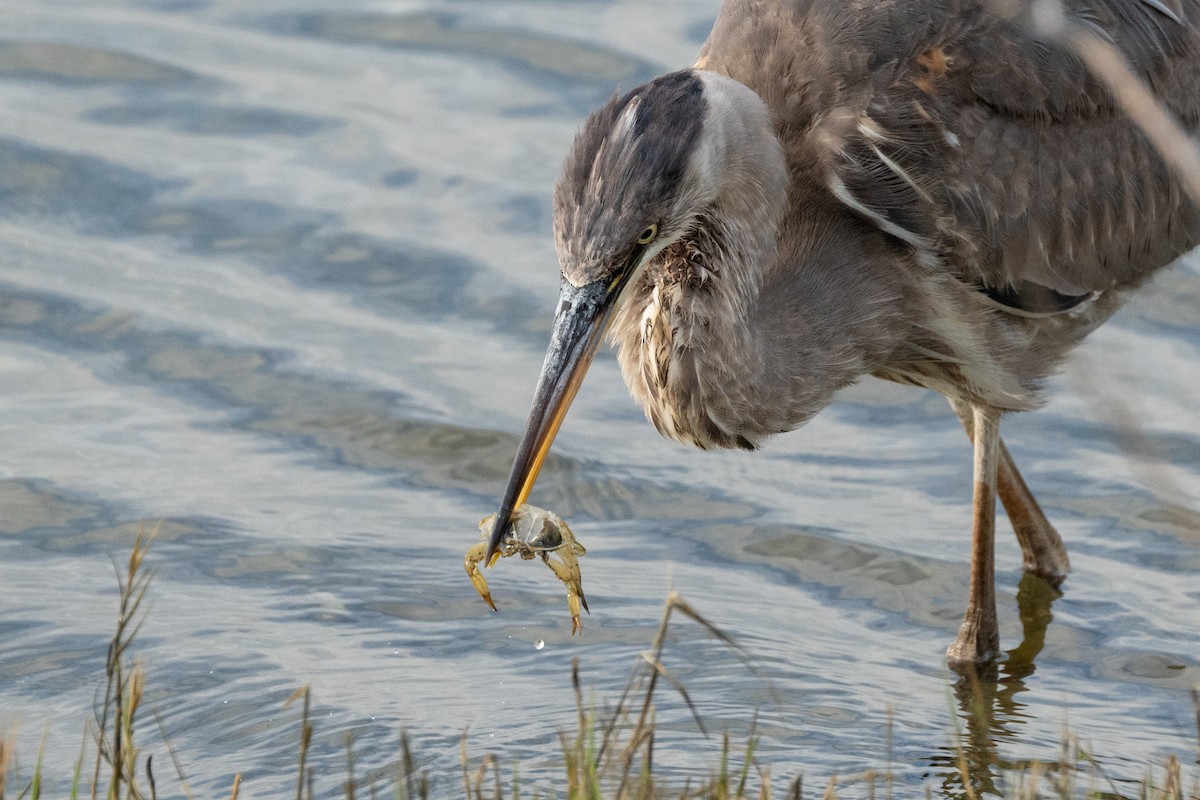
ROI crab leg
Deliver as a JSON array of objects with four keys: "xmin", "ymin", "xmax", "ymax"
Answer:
[
  {"xmin": 464, "ymin": 543, "xmax": 499, "ymax": 611},
  {"xmin": 542, "ymin": 554, "xmax": 589, "ymax": 635}
]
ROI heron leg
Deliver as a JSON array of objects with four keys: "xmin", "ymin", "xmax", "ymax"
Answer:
[
  {"xmin": 948, "ymin": 399, "xmax": 1070, "ymax": 583},
  {"xmin": 947, "ymin": 404, "xmax": 1002, "ymax": 665}
]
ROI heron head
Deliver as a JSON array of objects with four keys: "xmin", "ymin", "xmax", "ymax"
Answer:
[
  {"xmin": 484, "ymin": 68, "xmax": 781, "ymax": 560},
  {"xmin": 552, "ymin": 69, "xmax": 710, "ymax": 289}
]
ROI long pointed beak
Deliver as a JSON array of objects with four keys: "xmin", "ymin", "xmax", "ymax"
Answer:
[{"xmin": 485, "ymin": 277, "xmax": 613, "ymax": 562}]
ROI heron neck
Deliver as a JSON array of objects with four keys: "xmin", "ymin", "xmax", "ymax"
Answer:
[
  {"xmin": 611, "ymin": 73, "xmax": 909, "ymax": 448},
  {"xmin": 613, "ymin": 188, "xmax": 909, "ymax": 450},
  {"xmin": 690, "ymin": 71, "xmax": 790, "ymax": 306}
]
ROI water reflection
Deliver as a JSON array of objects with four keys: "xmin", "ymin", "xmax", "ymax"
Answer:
[
  {"xmin": 931, "ymin": 573, "xmax": 1064, "ymax": 799},
  {"xmin": 269, "ymin": 11, "xmax": 657, "ymax": 88},
  {"xmin": 0, "ymin": 40, "xmax": 199, "ymax": 84}
]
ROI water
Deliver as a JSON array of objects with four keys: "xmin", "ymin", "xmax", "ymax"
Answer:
[{"xmin": 1, "ymin": 1, "xmax": 1197, "ymax": 797}]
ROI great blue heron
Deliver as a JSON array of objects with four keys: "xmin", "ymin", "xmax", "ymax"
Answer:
[{"xmin": 485, "ymin": 0, "xmax": 1200, "ymax": 664}]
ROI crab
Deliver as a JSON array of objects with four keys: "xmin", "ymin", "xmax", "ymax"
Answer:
[{"xmin": 465, "ymin": 504, "xmax": 589, "ymax": 635}]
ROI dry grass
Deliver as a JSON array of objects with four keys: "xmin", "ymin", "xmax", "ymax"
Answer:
[
  {"xmin": 457, "ymin": 593, "xmax": 767, "ymax": 800},
  {"xmin": 0, "ymin": 525, "xmax": 160, "ymax": 800},
  {"xmin": 0, "ymin": 536, "xmax": 1195, "ymax": 800}
]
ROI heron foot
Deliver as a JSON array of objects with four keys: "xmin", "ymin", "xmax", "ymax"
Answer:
[{"xmin": 946, "ymin": 612, "xmax": 1001, "ymax": 666}]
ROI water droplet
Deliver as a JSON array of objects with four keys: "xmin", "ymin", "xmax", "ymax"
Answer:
[{"xmin": 534, "ymin": 639, "xmax": 545, "ymax": 650}]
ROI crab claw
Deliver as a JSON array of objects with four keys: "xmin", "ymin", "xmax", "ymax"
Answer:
[
  {"xmin": 544, "ymin": 555, "xmax": 589, "ymax": 635},
  {"xmin": 571, "ymin": 585, "xmax": 590, "ymax": 633},
  {"xmin": 464, "ymin": 543, "xmax": 498, "ymax": 612}
]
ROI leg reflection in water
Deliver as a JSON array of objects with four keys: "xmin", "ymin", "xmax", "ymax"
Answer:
[{"xmin": 928, "ymin": 572, "xmax": 1063, "ymax": 799}]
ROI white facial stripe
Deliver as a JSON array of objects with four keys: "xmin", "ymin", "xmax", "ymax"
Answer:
[{"xmin": 612, "ymin": 95, "xmax": 642, "ymax": 147}]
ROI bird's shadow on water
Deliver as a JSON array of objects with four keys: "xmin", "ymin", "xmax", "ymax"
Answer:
[{"xmin": 927, "ymin": 572, "xmax": 1096, "ymax": 799}]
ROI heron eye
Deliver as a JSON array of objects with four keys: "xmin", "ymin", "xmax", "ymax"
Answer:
[{"xmin": 636, "ymin": 223, "xmax": 658, "ymax": 245}]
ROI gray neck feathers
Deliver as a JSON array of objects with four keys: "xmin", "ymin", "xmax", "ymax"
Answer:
[
  {"xmin": 686, "ymin": 72, "xmax": 789, "ymax": 311},
  {"xmin": 611, "ymin": 72, "xmax": 797, "ymax": 448}
]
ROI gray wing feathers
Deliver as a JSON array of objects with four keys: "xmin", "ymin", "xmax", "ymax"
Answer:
[
  {"xmin": 699, "ymin": 0, "xmax": 1200, "ymax": 298},
  {"xmin": 942, "ymin": 0, "xmax": 1200, "ymax": 294}
]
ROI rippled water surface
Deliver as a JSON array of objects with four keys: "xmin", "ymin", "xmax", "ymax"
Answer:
[{"xmin": 2, "ymin": 1, "xmax": 1198, "ymax": 797}]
